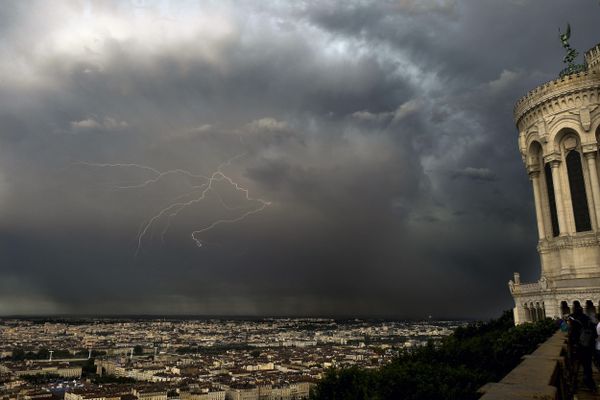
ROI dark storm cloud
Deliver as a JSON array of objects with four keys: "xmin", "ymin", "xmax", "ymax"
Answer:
[{"xmin": 0, "ymin": 0, "xmax": 599, "ymax": 318}]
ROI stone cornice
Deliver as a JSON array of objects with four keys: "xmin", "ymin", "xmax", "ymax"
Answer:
[
  {"xmin": 513, "ymin": 286, "xmax": 600, "ymax": 304},
  {"xmin": 514, "ymin": 72, "xmax": 600, "ymax": 128},
  {"xmin": 538, "ymin": 233, "xmax": 600, "ymax": 252}
]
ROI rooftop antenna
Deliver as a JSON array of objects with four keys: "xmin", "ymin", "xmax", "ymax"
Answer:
[{"xmin": 49, "ymin": 350, "xmax": 54, "ymax": 362}]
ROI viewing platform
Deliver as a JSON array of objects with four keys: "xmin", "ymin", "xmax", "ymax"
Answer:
[
  {"xmin": 479, "ymin": 331, "xmax": 567, "ymax": 399},
  {"xmin": 479, "ymin": 329, "xmax": 600, "ymax": 399}
]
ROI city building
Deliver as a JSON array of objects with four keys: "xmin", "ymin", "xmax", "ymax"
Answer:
[{"xmin": 510, "ymin": 41, "xmax": 600, "ymax": 323}]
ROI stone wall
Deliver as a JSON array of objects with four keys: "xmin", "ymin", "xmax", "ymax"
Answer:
[{"xmin": 478, "ymin": 331, "xmax": 568, "ymax": 399}]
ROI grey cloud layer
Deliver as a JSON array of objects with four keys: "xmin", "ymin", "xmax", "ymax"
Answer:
[{"xmin": 1, "ymin": 0, "xmax": 599, "ymax": 318}]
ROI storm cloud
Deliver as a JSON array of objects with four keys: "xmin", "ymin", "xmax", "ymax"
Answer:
[{"xmin": 1, "ymin": 0, "xmax": 599, "ymax": 318}]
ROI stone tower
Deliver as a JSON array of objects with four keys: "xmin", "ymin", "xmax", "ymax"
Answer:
[{"xmin": 510, "ymin": 43, "xmax": 600, "ymax": 324}]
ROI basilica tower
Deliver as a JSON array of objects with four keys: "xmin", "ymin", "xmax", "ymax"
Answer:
[{"xmin": 510, "ymin": 42, "xmax": 600, "ymax": 323}]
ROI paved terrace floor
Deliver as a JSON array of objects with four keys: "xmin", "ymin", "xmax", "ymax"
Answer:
[{"xmin": 575, "ymin": 365, "xmax": 600, "ymax": 399}]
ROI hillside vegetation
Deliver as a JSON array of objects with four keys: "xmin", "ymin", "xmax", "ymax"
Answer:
[{"xmin": 311, "ymin": 312, "xmax": 557, "ymax": 400}]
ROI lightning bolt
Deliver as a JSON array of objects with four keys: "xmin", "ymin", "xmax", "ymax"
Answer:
[
  {"xmin": 74, "ymin": 162, "xmax": 209, "ymax": 189},
  {"xmin": 115, "ymin": 169, "xmax": 209, "ymax": 189},
  {"xmin": 74, "ymin": 162, "xmax": 162, "ymax": 176},
  {"xmin": 191, "ymin": 201, "xmax": 269, "ymax": 248},
  {"xmin": 75, "ymin": 155, "xmax": 271, "ymax": 255}
]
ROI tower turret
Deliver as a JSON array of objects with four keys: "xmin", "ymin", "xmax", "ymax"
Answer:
[
  {"xmin": 511, "ymin": 41, "xmax": 600, "ymax": 324},
  {"xmin": 586, "ymin": 43, "xmax": 600, "ymax": 73}
]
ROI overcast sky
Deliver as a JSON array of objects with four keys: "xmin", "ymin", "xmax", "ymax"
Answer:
[{"xmin": 1, "ymin": 0, "xmax": 599, "ymax": 318}]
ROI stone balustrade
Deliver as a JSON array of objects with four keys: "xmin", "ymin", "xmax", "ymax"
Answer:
[
  {"xmin": 478, "ymin": 331, "xmax": 567, "ymax": 400},
  {"xmin": 514, "ymin": 281, "xmax": 541, "ymax": 294}
]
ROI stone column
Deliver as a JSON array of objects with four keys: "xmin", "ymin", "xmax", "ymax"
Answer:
[
  {"xmin": 584, "ymin": 151, "xmax": 600, "ymax": 228},
  {"xmin": 519, "ymin": 306, "xmax": 528, "ymax": 323},
  {"xmin": 529, "ymin": 168, "xmax": 546, "ymax": 239},
  {"xmin": 536, "ymin": 305, "xmax": 542, "ymax": 321},
  {"xmin": 525, "ymin": 304, "xmax": 535, "ymax": 322},
  {"xmin": 542, "ymin": 301, "xmax": 555, "ymax": 319},
  {"xmin": 550, "ymin": 160, "xmax": 567, "ymax": 235},
  {"xmin": 513, "ymin": 306, "xmax": 525, "ymax": 325}
]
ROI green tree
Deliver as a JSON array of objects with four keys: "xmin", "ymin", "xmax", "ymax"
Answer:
[
  {"xmin": 37, "ymin": 348, "xmax": 50, "ymax": 360},
  {"xmin": 250, "ymin": 350, "xmax": 261, "ymax": 358},
  {"xmin": 310, "ymin": 313, "xmax": 557, "ymax": 400},
  {"xmin": 11, "ymin": 348, "xmax": 25, "ymax": 361}
]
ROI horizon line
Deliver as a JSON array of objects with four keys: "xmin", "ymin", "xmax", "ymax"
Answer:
[{"xmin": 0, "ymin": 313, "xmax": 478, "ymax": 322}]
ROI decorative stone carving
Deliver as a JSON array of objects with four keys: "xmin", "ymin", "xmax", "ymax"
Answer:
[
  {"xmin": 527, "ymin": 165, "xmax": 541, "ymax": 175},
  {"xmin": 563, "ymin": 136, "xmax": 578, "ymax": 150},
  {"xmin": 583, "ymin": 144, "xmax": 599, "ymax": 154},
  {"xmin": 537, "ymin": 120, "xmax": 548, "ymax": 142},
  {"xmin": 539, "ymin": 276, "xmax": 548, "ymax": 291},
  {"xmin": 581, "ymin": 107, "xmax": 591, "ymax": 131},
  {"xmin": 538, "ymin": 234, "xmax": 599, "ymax": 252},
  {"xmin": 543, "ymin": 152, "xmax": 562, "ymax": 164}
]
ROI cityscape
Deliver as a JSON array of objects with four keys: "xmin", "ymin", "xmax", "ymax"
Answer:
[{"xmin": 0, "ymin": 318, "xmax": 459, "ymax": 400}]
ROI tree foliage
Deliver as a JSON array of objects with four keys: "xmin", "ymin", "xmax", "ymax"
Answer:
[
  {"xmin": 7, "ymin": 348, "xmax": 72, "ymax": 361},
  {"xmin": 20, "ymin": 374, "xmax": 61, "ymax": 384},
  {"xmin": 175, "ymin": 343, "xmax": 253, "ymax": 354},
  {"xmin": 311, "ymin": 311, "xmax": 557, "ymax": 400},
  {"xmin": 92, "ymin": 375, "xmax": 136, "ymax": 384}
]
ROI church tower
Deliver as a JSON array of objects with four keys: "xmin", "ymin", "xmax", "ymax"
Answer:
[{"xmin": 510, "ymin": 42, "xmax": 600, "ymax": 323}]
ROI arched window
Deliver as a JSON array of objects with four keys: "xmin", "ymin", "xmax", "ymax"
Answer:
[
  {"xmin": 566, "ymin": 150, "xmax": 592, "ymax": 232},
  {"xmin": 544, "ymin": 163, "xmax": 560, "ymax": 236},
  {"xmin": 560, "ymin": 301, "xmax": 570, "ymax": 316},
  {"xmin": 585, "ymin": 300, "xmax": 596, "ymax": 318},
  {"xmin": 530, "ymin": 303, "xmax": 538, "ymax": 322}
]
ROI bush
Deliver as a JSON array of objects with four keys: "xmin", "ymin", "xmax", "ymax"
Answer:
[
  {"xmin": 311, "ymin": 312, "xmax": 557, "ymax": 400},
  {"xmin": 92, "ymin": 375, "xmax": 136, "ymax": 384}
]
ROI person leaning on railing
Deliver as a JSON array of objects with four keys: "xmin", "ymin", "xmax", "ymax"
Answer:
[
  {"xmin": 594, "ymin": 314, "xmax": 600, "ymax": 374},
  {"xmin": 567, "ymin": 303, "xmax": 598, "ymax": 392}
]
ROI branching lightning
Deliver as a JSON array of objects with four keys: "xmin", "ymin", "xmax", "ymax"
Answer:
[
  {"xmin": 74, "ymin": 161, "xmax": 209, "ymax": 189},
  {"xmin": 75, "ymin": 155, "xmax": 271, "ymax": 255},
  {"xmin": 115, "ymin": 169, "xmax": 209, "ymax": 189},
  {"xmin": 74, "ymin": 162, "xmax": 163, "ymax": 177},
  {"xmin": 191, "ymin": 201, "xmax": 269, "ymax": 248}
]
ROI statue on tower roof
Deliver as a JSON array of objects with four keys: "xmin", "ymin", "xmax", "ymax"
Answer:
[
  {"xmin": 559, "ymin": 23, "xmax": 587, "ymax": 77},
  {"xmin": 559, "ymin": 23, "xmax": 571, "ymax": 47}
]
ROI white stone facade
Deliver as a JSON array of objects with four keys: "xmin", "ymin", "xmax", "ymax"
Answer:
[{"xmin": 510, "ymin": 43, "xmax": 600, "ymax": 324}]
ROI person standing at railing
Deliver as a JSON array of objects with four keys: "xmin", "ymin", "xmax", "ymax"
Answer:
[
  {"xmin": 594, "ymin": 314, "xmax": 600, "ymax": 373},
  {"xmin": 568, "ymin": 303, "xmax": 597, "ymax": 392}
]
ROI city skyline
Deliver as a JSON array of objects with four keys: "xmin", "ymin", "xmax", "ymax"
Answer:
[{"xmin": 2, "ymin": 0, "xmax": 600, "ymax": 318}]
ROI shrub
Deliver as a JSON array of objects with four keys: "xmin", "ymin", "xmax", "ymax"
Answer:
[{"xmin": 311, "ymin": 313, "xmax": 557, "ymax": 400}]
